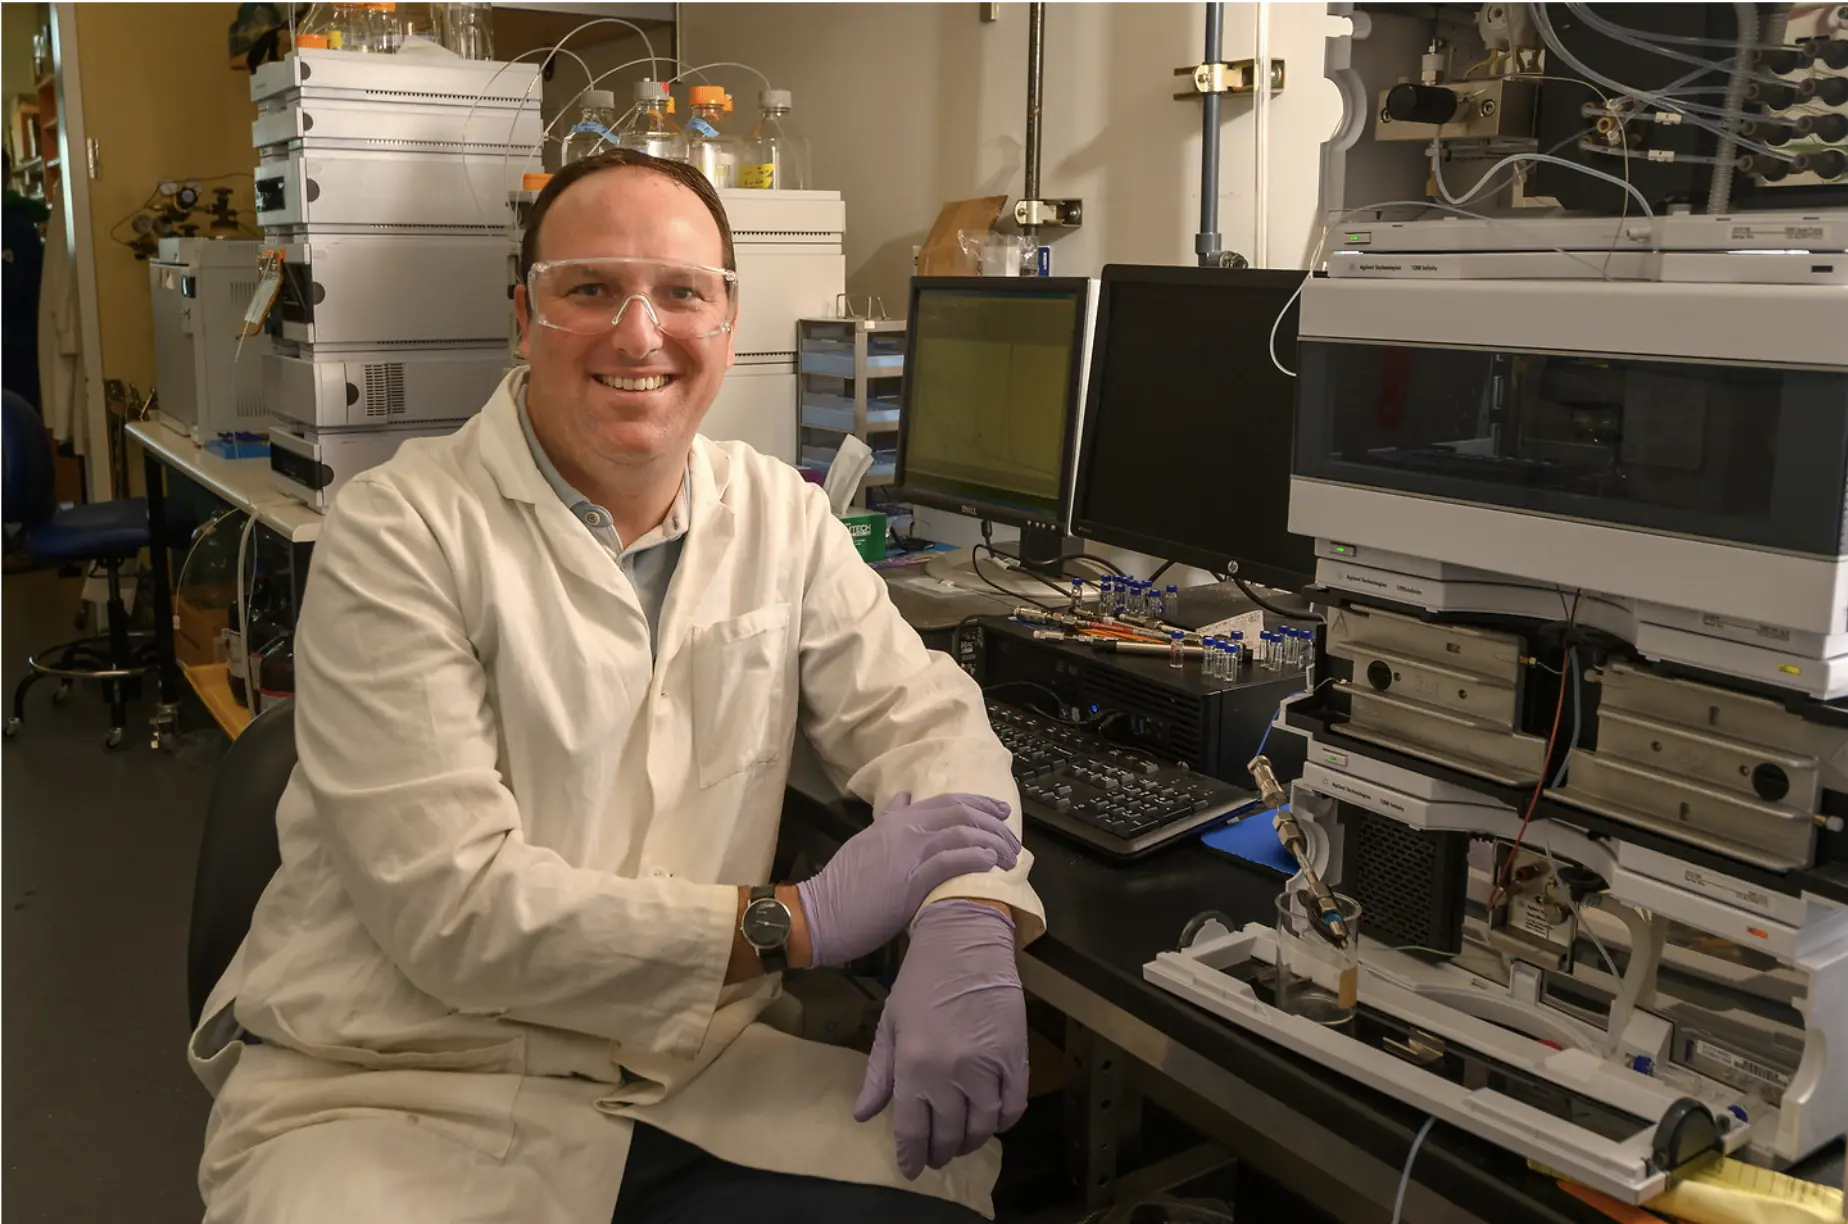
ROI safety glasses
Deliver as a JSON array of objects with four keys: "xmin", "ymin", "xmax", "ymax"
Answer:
[{"xmin": 527, "ymin": 257, "xmax": 739, "ymax": 340}]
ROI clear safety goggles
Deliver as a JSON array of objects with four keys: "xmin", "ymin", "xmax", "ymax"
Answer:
[{"xmin": 527, "ymin": 257, "xmax": 739, "ymax": 341}]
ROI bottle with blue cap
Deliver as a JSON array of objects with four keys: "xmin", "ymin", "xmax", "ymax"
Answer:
[
  {"xmin": 1165, "ymin": 584, "xmax": 1180, "ymax": 618},
  {"xmin": 1169, "ymin": 629, "xmax": 1185, "ymax": 668}
]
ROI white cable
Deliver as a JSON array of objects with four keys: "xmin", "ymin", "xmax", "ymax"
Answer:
[
  {"xmin": 668, "ymin": 60, "xmax": 773, "ymax": 89},
  {"xmin": 233, "ymin": 509, "xmax": 259, "ymax": 685},
  {"xmin": 1391, "ymin": 1116, "xmax": 1437, "ymax": 1224}
]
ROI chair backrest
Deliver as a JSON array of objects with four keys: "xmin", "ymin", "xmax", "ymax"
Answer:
[
  {"xmin": 188, "ymin": 700, "xmax": 295, "ymax": 1028},
  {"xmin": 2, "ymin": 388, "xmax": 57, "ymax": 528}
]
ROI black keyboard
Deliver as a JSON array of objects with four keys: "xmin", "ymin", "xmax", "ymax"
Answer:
[{"xmin": 986, "ymin": 699, "xmax": 1257, "ymax": 859}]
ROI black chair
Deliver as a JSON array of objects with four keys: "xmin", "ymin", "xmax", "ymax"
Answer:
[
  {"xmin": 187, "ymin": 699, "xmax": 294, "ymax": 1029},
  {"xmin": 2, "ymin": 388, "xmax": 176, "ymax": 748}
]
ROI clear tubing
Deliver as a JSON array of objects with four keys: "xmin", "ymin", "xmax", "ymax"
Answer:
[
  {"xmin": 1533, "ymin": 4, "xmax": 1797, "ymax": 159},
  {"xmin": 1576, "ymin": 139, "xmax": 1732, "ymax": 165},
  {"xmin": 1431, "ymin": 137, "xmax": 1657, "ymax": 219},
  {"xmin": 1563, "ymin": 4, "xmax": 1791, "ymax": 51},
  {"xmin": 1707, "ymin": 3, "xmax": 1757, "ymax": 214},
  {"xmin": 1563, "ymin": 3, "xmax": 1786, "ymax": 85}
]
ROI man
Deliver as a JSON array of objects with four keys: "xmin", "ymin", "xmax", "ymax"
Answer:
[{"xmin": 189, "ymin": 150, "xmax": 1043, "ymax": 1222}]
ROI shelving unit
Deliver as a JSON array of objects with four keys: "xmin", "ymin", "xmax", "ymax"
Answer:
[{"xmin": 796, "ymin": 316, "xmax": 907, "ymax": 508}]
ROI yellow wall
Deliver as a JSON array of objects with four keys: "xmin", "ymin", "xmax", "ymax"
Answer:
[
  {"xmin": 3, "ymin": 4, "xmax": 46, "ymax": 99},
  {"xmin": 76, "ymin": 2, "xmax": 258, "ymax": 397}
]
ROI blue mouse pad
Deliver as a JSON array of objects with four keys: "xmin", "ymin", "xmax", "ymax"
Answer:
[{"xmin": 1199, "ymin": 807, "xmax": 1295, "ymax": 876}]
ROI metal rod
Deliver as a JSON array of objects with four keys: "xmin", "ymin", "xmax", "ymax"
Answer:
[
  {"xmin": 1196, "ymin": 2, "xmax": 1224, "ymax": 265},
  {"xmin": 1023, "ymin": 1, "xmax": 1046, "ymax": 244}
]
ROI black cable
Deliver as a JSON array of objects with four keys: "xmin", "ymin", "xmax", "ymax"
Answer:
[
  {"xmin": 982, "ymin": 680, "xmax": 1090, "ymax": 723},
  {"xmin": 1148, "ymin": 559, "xmax": 1175, "ymax": 583},
  {"xmin": 971, "ymin": 545, "xmax": 1058, "ymax": 610},
  {"xmin": 1233, "ymin": 574, "xmax": 1324, "ymax": 624}
]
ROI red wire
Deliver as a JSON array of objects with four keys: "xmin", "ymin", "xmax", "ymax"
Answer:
[{"xmin": 1490, "ymin": 592, "xmax": 1581, "ymax": 911}]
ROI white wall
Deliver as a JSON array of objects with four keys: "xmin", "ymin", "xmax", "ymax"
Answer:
[
  {"xmin": 679, "ymin": 1, "xmax": 1342, "ymax": 563},
  {"xmin": 679, "ymin": 2, "xmax": 1342, "ymax": 303}
]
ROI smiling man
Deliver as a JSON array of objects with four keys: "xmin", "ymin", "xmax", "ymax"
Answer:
[{"xmin": 188, "ymin": 151, "xmax": 1044, "ymax": 1223}]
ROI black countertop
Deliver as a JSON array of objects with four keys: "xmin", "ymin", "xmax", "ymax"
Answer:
[{"xmin": 782, "ymin": 789, "xmax": 1846, "ymax": 1223}]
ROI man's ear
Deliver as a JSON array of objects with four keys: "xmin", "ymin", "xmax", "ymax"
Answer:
[{"xmin": 514, "ymin": 282, "xmax": 532, "ymax": 359}]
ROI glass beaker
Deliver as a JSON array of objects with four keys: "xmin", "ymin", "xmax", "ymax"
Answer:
[{"xmin": 1274, "ymin": 890, "xmax": 1362, "ymax": 1026}]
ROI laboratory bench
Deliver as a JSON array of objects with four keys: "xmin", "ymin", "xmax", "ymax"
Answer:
[
  {"xmin": 127, "ymin": 417, "xmax": 319, "ymax": 748},
  {"xmin": 780, "ymin": 784, "xmax": 1847, "ymax": 1224}
]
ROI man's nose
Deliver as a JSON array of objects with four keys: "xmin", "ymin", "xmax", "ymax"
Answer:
[{"xmin": 607, "ymin": 294, "xmax": 665, "ymax": 357}]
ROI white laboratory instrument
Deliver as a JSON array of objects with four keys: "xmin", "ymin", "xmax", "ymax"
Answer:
[
  {"xmin": 249, "ymin": 48, "xmax": 540, "ymax": 511},
  {"xmin": 1146, "ymin": 2, "xmax": 1848, "ymax": 1204},
  {"xmin": 148, "ymin": 237, "xmax": 270, "ymax": 445}
]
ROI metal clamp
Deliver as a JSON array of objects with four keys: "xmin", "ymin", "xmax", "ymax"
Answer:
[
  {"xmin": 1173, "ymin": 58, "xmax": 1285, "ymax": 100},
  {"xmin": 1014, "ymin": 198, "xmax": 1084, "ymax": 229}
]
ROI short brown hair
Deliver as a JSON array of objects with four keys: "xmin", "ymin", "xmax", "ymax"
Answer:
[{"xmin": 518, "ymin": 150, "xmax": 736, "ymax": 283}]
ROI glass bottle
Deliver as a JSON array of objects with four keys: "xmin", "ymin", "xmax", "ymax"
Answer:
[
  {"xmin": 292, "ymin": 4, "xmax": 340, "ymax": 49},
  {"xmin": 743, "ymin": 88, "xmax": 808, "ymax": 189},
  {"xmin": 559, "ymin": 89, "xmax": 620, "ymax": 166},
  {"xmin": 685, "ymin": 85, "xmax": 741, "ymax": 189},
  {"xmin": 439, "ymin": 2, "xmax": 493, "ymax": 59},
  {"xmin": 615, "ymin": 79, "xmax": 689, "ymax": 162}
]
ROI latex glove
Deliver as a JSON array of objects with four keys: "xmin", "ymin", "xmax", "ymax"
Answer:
[
  {"xmin": 853, "ymin": 899, "xmax": 1028, "ymax": 1179},
  {"xmin": 797, "ymin": 792, "xmax": 1018, "ymax": 969}
]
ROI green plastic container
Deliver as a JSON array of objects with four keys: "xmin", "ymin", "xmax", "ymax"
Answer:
[{"xmin": 838, "ymin": 510, "xmax": 888, "ymax": 562}]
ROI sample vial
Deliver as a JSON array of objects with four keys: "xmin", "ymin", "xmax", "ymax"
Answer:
[
  {"xmin": 1170, "ymin": 630, "xmax": 1185, "ymax": 669},
  {"xmin": 1069, "ymin": 578, "xmax": 1083, "ymax": 611},
  {"xmin": 1166, "ymin": 584, "xmax": 1180, "ymax": 618},
  {"xmin": 1204, "ymin": 638, "xmax": 1222, "ymax": 679}
]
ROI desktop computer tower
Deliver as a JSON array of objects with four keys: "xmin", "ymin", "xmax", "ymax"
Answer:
[{"xmin": 972, "ymin": 616, "xmax": 1308, "ymax": 785}]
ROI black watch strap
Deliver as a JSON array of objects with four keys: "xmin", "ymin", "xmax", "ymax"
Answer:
[{"xmin": 747, "ymin": 885, "xmax": 788, "ymax": 975}]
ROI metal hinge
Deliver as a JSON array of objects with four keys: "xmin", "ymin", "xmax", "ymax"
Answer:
[
  {"xmin": 86, "ymin": 137, "xmax": 101, "ymax": 180},
  {"xmin": 1173, "ymin": 58, "xmax": 1285, "ymax": 100},
  {"xmin": 1013, "ymin": 198, "xmax": 1083, "ymax": 229}
]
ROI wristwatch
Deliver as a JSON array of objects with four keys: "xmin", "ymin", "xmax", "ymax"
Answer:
[{"xmin": 740, "ymin": 885, "xmax": 793, "ymax": 975}]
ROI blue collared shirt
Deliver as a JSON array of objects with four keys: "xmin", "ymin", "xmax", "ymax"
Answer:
[{"xmin": 517, "ymin": 392, "xmax": 689, "ymax": 655}]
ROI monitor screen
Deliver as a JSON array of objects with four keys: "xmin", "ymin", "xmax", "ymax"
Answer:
[
  {"xmin": 1071, "ymin": 265, "xmax": 1317, "ymax": 591},
  {"xmin": 895, "ymin": 278, "xmax": 1093, "ymax": 530}
]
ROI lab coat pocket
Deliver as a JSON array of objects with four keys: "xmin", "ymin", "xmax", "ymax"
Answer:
[{"xmin": 690, "ymin": 603, "xmax": 792, "ymax": 789}]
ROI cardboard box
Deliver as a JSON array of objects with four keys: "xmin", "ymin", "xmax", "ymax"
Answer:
[{"xmin": 176, "ymin": 582, "xmax": 235, "ymax": 668}]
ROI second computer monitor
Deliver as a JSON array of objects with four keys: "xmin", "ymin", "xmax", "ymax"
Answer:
[
  {"xmin": 1071, "ymin": 264, "xmax": 1317, "ymax": 591},
  {"xmin": 894, "ymin": 277, "xmax": 1096, "ymax": 546}
]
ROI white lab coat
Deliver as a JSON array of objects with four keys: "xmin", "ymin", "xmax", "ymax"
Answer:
[{"xmin": 189, "ymin": 368, "xmax": 1044, "ymax": 1222}]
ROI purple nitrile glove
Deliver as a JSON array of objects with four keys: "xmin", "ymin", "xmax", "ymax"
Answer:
[
  {"xmin": 852, "ymin": 899, "xmax": 1028, "ymax": 1179},
  {"xmin": 797, "ymin": 792, "xmax": 1019, "ymax": 969}
]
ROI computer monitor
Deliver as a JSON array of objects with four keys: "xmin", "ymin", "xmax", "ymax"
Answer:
[
  {"xmin": 894, "ymin": 276, "xmax": 1097, "ymax": 566},
  {"xmin": 1070, "ymin": 265, "xmax": 1318, "ymax": 592}
]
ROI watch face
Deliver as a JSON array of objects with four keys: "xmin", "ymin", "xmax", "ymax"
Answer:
[{"xmin": 742, "ymin": 897, "xmax": 791, "ymax": 950}]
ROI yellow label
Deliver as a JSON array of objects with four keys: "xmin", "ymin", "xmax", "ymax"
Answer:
[
  {"xmin": 1778, "ymin": 664, "xmax": 1802, "ymax": 675},
  {"xmin": 738, "ymin": 162, "xmax": 774, "ymax": 189}
]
